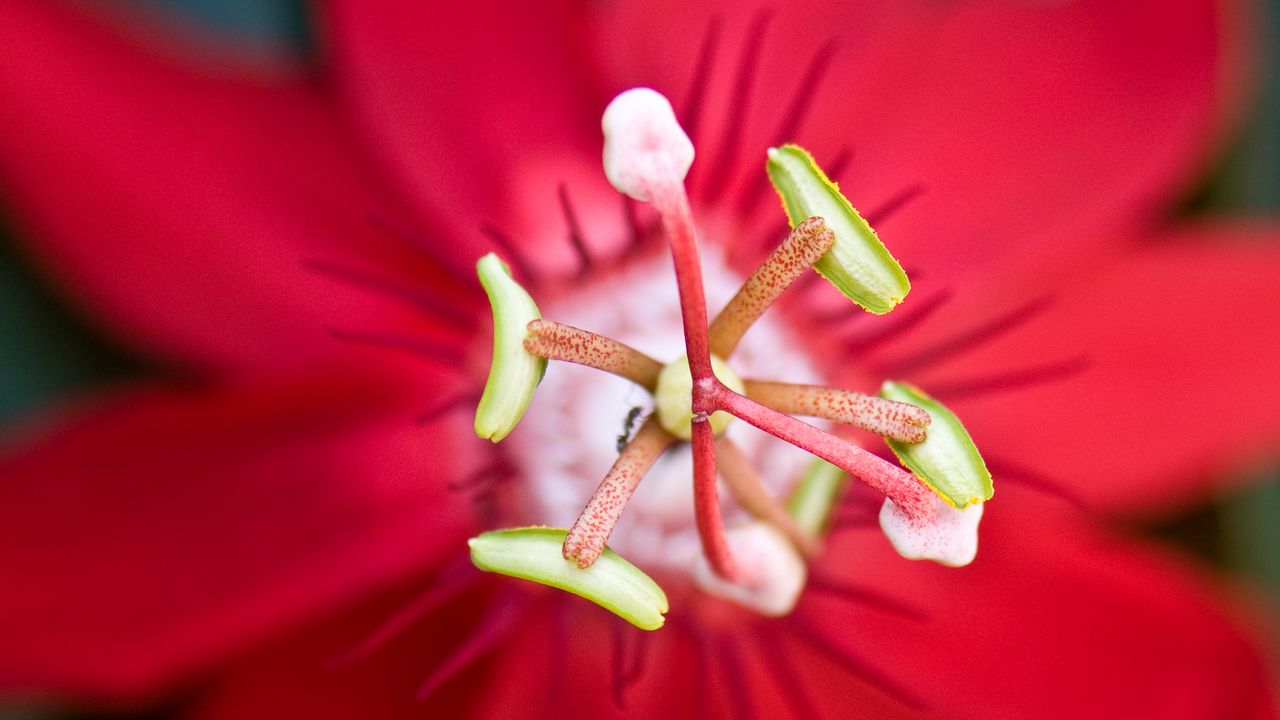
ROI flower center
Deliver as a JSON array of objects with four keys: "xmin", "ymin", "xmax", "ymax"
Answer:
[
  {"xmin": 510, "ymin": 246, "xmax": 823, "ymax": 580},
  {"xmin": 654, "ymin": 353, "xmax": 743, "ymax": 440},
  {"xmin": 464, "ymin": 87, "xmax": 995, "ymax": 628}
]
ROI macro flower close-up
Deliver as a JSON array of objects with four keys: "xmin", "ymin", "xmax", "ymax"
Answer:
[{"xmin": 2, "ymin": 0, "xmax": 1280, "ymax": 718}]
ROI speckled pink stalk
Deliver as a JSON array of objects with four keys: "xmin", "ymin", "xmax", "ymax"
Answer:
[
  {"xmin": 744, "ymin": 380, "xmax": 931, "ymax": 443},
  {"xmin": 708, "ymin": 217, "xmax": 835, "ymax": 357},
  {"xmin": 524, "ymin": 319, "xmax": 662, "ymax": 391},
  {"xmin": 713, "ymin": 385, "xmax": 934, "ymax": 521},
  {"xmin": 562, "ymin": 417, "xmax": 675, "ymax": 568}
]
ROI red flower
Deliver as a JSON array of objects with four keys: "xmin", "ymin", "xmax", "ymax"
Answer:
[{"xmin": 0, "ymin": 0, "xmax": 1277, "ymax": 718}]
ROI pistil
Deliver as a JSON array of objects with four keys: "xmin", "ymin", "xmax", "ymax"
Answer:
[{"xmin": 602, "ymin": 88, "xmax": 739, "ymax": 578}]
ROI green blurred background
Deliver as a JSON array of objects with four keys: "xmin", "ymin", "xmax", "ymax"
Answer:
[{"xmin": 0, "ymin": 0, "xmax": 1277, "ymax": 717}]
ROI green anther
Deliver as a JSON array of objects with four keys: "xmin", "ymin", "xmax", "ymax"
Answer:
[
  {"xmin": 468, "ymin": 527, "xmax": 669, "ymax": 631},
  {"xmin": 766, "ymin": 144, "xmax": 911, "ymax": 314},
  {"xmin": 786, "ymin": 459, "xmax": 848, "ymax": 535},
  {"xmin": 474, "ymin": 253, "xmax": 546, "ymax": 442},
  {"xmin": 880, "ymin": 381, "xmax": 994, "ymax": 508}
]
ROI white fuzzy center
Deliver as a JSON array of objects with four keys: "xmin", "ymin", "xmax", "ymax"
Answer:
[{"xmin": 509, "ymin": 246, "xmax": 823, "ymax": 586}]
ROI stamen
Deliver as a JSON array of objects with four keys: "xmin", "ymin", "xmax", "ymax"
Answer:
[
  {"xmin": 736, "ymin": 38, "xmax": 841, "ymax": 214},
  {"xmin": 744, "ymin": 379, "xmax": 930, "ymax": 442},
  {"xmin": 524, "ymin": 319, "xmax": 663, "ymax": 390},
  {"xmin": 713, "ymin": 385, "xmax": 935, "ymax": 521},
  {"xmin": 708, "ymin": 217, "xmax": 836, "ymax": 357},
  {"xmin": 756, "ymin": 143, "xmax": 853, "ymax": 257},
  {"xmin": 714, "ymin": 437, "xmax": 820, "ymax": 557},
  {"xmin": 563, "ymin": 418, "xmax": 675, "ymax": 568}
]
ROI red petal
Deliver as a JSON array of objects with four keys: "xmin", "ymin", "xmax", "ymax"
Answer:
[
  {"xmin": 580, "ymin": 0, "xmax": 1254, "ymax": 273},
  {"xmin": 319, "ymin": 0, "xmax": 631, "ymax": 279},
  {"xmin": 0, "ymin": 0, "xmax": 466, "ymax": 374},
  {"xmin": 874, "ymin": 226, "xmax": 1280, "ymax": 515},
  {"xmin": 0, "ymin": 362, "xmax": 478, "ymax": 702},
  {"xmin": 174, "ymin": 488, "xmax": 1273, "ymax": 719},
  {"xmin": 802, "ymin": 488, "xmax": 1277, "ymax": 720}
]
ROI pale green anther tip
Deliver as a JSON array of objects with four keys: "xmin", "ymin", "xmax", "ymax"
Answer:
[
  {"xmin": 473, "ymin": 253, "xmax": 547, "ymax": 443},
  {"xmin": 468, "ymin": 527, "xmax": 669, "ymax": 631},
  {"xmin": 879, "ymin": 380, "xmax": 994, "ymax": 509},
  {"xmin": 765, "ymin": 143, "xmax": 911, "ymax": 315}
]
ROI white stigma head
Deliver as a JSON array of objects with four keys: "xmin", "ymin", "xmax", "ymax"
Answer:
[
  {"xmin": 693, "ymin": 522, "xmax": 807, "ymax": 616},
  {"xmin": 601, "ymin": 88, "xmax": 694, "ymax": 203},
  {"xmin": 879, "ymin": 494, "xmax": 983, "ymax": 568}
]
